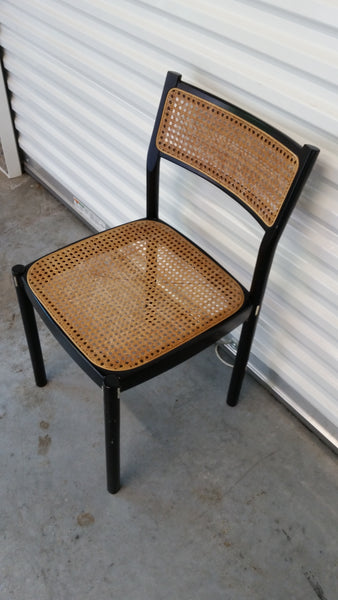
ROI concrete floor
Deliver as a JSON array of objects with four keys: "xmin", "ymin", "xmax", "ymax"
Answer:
[{"xmin": 1, "ymin": 170, "xmax": 337, "ymax": 600}]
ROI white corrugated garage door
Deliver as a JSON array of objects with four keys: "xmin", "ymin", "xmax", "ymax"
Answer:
[{"xmin": 1, "ymin": 0, "xmax": 337, "ymax": 448}]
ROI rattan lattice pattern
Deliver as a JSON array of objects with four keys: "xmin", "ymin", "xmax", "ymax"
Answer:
[
  {"xmin": 156, "ymin": 89, "xmax": 299, "ymax": 226},
  {"xmin": 27, "ymin": 220, "xmax": 245, "ymax": 371}
]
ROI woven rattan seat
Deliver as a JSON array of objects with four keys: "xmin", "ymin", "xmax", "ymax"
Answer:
[
  {"xmin": 12, "ymin": 71, "xmax": 319, "ymax": 494},
  {"xmin": 27, "ymin": 220, "xmax": 244, "ymax": 371}
]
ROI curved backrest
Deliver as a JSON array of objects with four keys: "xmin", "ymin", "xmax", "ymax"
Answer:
[
  {"xmin": 156, "ymin": 87, "xmax": 299, "ymax": 228},
  {"xmin": 147, "ymin": 72, "xmax": 319, "ymax": 234}
]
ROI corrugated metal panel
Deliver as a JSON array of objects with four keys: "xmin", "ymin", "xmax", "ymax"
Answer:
[{"xmin": 1, "ymin": 0, "xmax": 337, "ymax": 447}]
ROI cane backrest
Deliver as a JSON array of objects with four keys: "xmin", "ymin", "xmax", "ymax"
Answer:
[{"xmin": 155, "ymin": 87, "xmax": 299, "ymax": 228}]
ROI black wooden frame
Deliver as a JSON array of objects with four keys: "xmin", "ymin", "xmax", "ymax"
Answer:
[{"xmin": 12, "ymin": 71, "xmax": 319, "ymax": 493}]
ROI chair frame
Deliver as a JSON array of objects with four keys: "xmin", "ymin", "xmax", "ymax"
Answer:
[{"xmin": 12, "ymin": 71, "xmax": 319, "ymax": 493}]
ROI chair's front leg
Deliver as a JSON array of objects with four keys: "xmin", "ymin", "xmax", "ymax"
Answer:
[
  {"xmin": 103, "ymin": 377, "xmax": 121, "ymax": 494},
  {"xmin": 12, "ymin": 265, "xmax": 47, "ymax": 387}
]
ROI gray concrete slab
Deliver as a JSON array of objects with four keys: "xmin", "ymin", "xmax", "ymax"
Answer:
[{"xmin": 1, "ymin": 171, "xmax": 337, "ymax": 600}]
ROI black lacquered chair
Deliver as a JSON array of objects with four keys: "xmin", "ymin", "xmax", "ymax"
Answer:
[{"xmin": 12, "ymin": 71, "xmax": 319, "ymax": 493}]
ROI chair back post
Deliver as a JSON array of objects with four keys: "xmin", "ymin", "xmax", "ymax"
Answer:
[
  {"xmin": 249, "ymin": 143, "xmax": 320, "ymax": 310},
  {"xmin": 146, "ymin": 71, "xmax": 182, "ymax": 219}
]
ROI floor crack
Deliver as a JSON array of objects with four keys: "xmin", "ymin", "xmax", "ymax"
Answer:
[
  {"xmin": 226, "ymin": 449, "xmax": 279, "ymax": 494},
  {"xmin": 303, "ymin": 569, "xmax": 328, "ymax": 600}
]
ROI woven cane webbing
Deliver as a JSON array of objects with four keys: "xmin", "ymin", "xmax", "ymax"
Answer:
[
  {"xmin": 27, "ymin": 220, "xmax": 244, "ymax": 371},
  {"xmin": 156, "ymin": 88, "xmax": 299, "ymax": 227}
]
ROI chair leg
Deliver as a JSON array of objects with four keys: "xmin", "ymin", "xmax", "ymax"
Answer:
[
  {"xmin": 103, "ymin": 378, "xmax": 121, "ymax": 494},
  {"xmin": 226, "ymin": 310, "xmax": 258, "ymax": 407},
  {"xmin": 12, "ymin": 265, "xmax": 47, "ymax": 387}
]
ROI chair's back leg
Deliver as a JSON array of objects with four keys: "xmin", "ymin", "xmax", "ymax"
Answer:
[
  {"xmin": 103, "ymin": 378, "xmax": 121, "ymax": 494},
  {"xmin": 12, "ymin": 265, "xmax": 47, "ymax": 387},
  {"xmin": 226, "ymin": 309, "xmax": 258, "ymax": 407}
]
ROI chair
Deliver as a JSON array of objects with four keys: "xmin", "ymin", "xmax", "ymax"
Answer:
[{"xmin": 12, "ymin": 71, "xmax": 319, "ymax": 493}]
